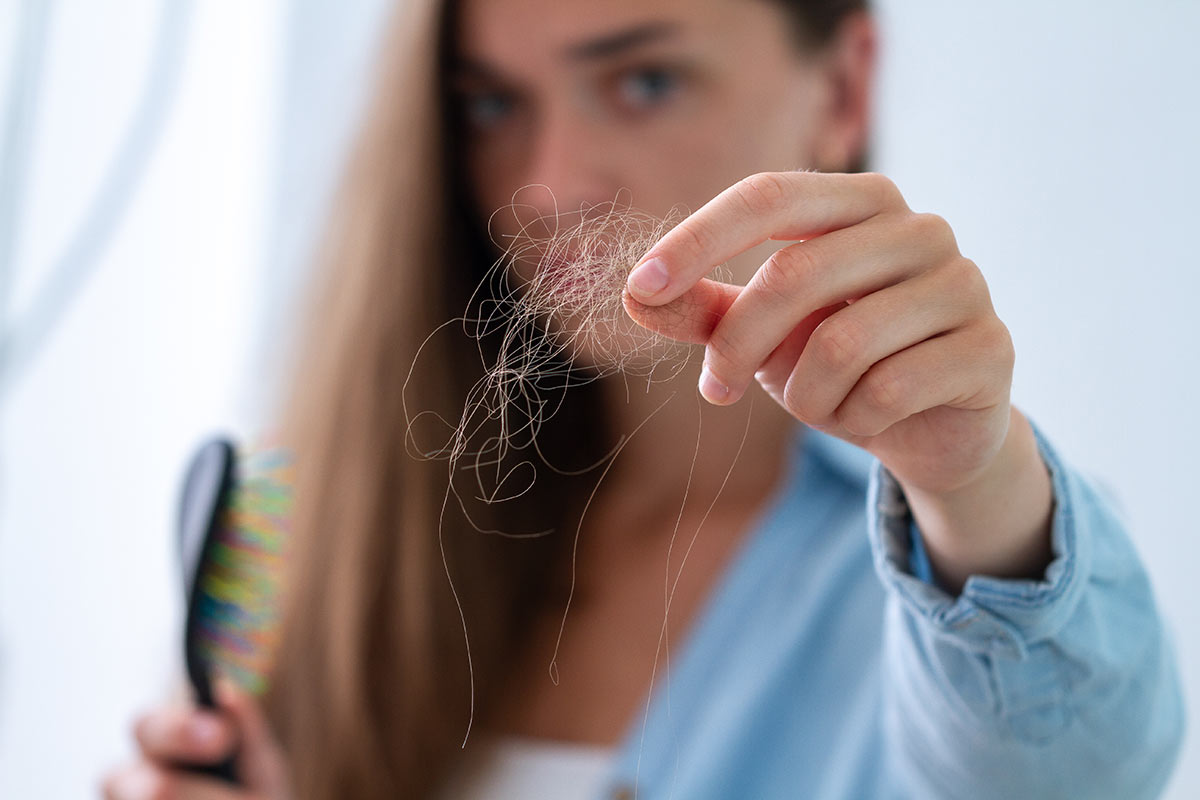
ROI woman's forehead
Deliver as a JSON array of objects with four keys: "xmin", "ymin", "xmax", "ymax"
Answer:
[{"xmin": 454, "ymin": 0, "xmax": 752, "ymax": 59}]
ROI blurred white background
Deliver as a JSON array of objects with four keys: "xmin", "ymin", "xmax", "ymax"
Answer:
[{"xmin": 0, "ymin": 1, "xmax": 1196, "ymax": 796}]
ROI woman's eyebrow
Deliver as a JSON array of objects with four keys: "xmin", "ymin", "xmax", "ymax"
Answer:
[
  {"xmin": 450, "ymin": 21, "xmax": 683, "ymax": 83},
  {"xmin": 450, "ymin": 59, "xmax": 500, "ymax": 82},
  {"xmin": 563, "ymin": 21, "xmax": 682, "ymax": 61}
]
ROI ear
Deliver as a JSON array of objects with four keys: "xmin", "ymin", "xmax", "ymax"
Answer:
[{"xmin": 812, "ymin": 11, "xmax": 877, "ymax": 173}]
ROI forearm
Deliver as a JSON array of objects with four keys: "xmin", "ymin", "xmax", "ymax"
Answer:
[{"xmin": 901, "ymin": 405, "xmax": 1054, "ymax": 594}]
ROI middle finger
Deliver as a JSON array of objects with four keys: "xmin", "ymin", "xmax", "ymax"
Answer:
[
  {"xmin": 773, "ymin": 258, "xmax": 983, "ymax": 427},
  {"xmin": 699, "ymin": 212, "xmax": 957, "ymax": 404}
]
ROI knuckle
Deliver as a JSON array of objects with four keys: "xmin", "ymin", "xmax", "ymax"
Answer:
[
  {"xmin": 988, "ymin": 318, "xmax": 1016, "ymax": 370},
  {"xmin": 677, "ymin": 215, "xmax": 717, "ymax": 260},
  {"xmin": 782, "ymin": 372, "xmax": 818, "ymax": 422},
  {"xmin": 705, "ymin": 326, "xmax": 744, "ymax": 378},
  {"xmin": 953, "ymin": 255, "xmax": 984, "ymax": 286},
  {"xmin": 948, "ymin": 257, "xmax": 992, "ymax": 309},
  {"xmin": 861, "ymin": 171, "xmax": 904, "ymax": 207},
  {"xmin": 862, "ymin": 364, "xmax": 905, "ymax": 415},
  {"xmin": 785, "ymin": 385, "xmax": 825, "ymax": 426},
  {"xmin": 809, "ymin": 316, "xmax": 868, "ymax": 373},
  {"xmin": 759, "ymin": 244, "xmax": 818, "ymax": 302},
  {"xmin": 837, "ymin": 398, "xmax": 881, "ymax": 437},
  {"xmin": 733, "ymin": 172, "xmax": 790, "ymax": 215},
  {"xmin": 910, "ymin": 212, "xmax": 957, "ymax": 252}
]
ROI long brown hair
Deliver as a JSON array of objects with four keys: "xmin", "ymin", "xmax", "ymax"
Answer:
[{"xmin": 262, "ymin": 1, "xmax": 868, "ymax": 797}]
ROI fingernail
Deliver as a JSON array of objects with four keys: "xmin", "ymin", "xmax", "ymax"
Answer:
[
  {"xmin": 190, "ymin": 715, "xmax": 223, "ymax": 745},
  {"xmin": 627, "ymin": 257, "xmax": 669, "ymax": 299},
  {"xmin": 699, "ymin": 366, "xmax": 730, "ymax": 404}
]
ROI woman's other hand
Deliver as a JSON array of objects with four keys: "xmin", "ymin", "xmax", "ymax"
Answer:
[{"xmin": 99, "ymin": 676, "xmax": 293, "ymax": 800}]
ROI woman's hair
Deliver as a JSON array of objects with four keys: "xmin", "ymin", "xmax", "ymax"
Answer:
[{"xmin": 262, "ymin": 1, "xmax": 869, "ymax": 797}]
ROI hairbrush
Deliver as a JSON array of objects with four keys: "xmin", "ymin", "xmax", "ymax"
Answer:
[{"xmin": 176, "ymin": 433, "xmax": 293, "ymax": 784}]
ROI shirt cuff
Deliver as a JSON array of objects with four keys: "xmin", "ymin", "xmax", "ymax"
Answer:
[{"xmin": 866, "ymin": 414, "xmax": 1092, "ymax": 659}]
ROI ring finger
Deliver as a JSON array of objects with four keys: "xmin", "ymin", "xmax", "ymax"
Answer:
[
  {"xmin": 702, "ymin": 212, "xmax": 959, "ymax": 403},
  {"xmin": 771, "ymin": 259, "xmax": 983, "ymax": 427}
]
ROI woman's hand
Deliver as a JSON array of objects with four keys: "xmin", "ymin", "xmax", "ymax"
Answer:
[
  {"xmin": 623, "ymin": 171, "xmax": 1054, "ymax": 591},
  {"xmin": 100, "ymin": 676, "xmax": 293, "ymax": 800}
]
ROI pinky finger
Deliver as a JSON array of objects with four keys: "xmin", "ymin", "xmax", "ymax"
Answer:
[{"xmin": 833, "ymin": 323, "xmax": 1010, "ymax": 439}]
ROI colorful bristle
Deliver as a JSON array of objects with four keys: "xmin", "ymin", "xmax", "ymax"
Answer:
[{"xmin": 193, "ymin": 439, "xmax": 294, "ymax": 697}]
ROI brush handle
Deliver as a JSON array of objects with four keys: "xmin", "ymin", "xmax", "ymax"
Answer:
[
  {"xmin": 185, "ymin": 670, "xmax": 240, "ymax": 784},
  {"xmin": 177, "ymin": 436, "xmax": 242, "ymax": 785},
  {"xmin": 187, "ymin": 749, "xmax": 239, "ymax": 784}
]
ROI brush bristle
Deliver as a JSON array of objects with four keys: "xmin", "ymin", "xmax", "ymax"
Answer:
[{"xmin": 193, "ymin": 437, "xmax": 294, "ymax": 696}]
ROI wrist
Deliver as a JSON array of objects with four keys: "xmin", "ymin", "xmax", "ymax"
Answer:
[{"xmin": 900, "ymin": 406, "xmax": 1055, "ymax": 594}]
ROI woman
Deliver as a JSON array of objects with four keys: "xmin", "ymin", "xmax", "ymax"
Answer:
[{"xmin": 101, "ymin": 0, "xmax": 1185, "ymax": 798}]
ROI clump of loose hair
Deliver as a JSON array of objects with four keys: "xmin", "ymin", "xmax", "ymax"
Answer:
[
  {"xmin": 491, "ymin": 197, "xmax": 692, "ymax": 376},
  {"xmin": 404, "ymin": 190, "xmax": 727, "ymax": 520}
]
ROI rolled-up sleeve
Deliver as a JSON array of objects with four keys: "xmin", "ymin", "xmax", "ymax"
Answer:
[{"xmin": 866, "ymin": 414, "xmax": 1186, "ymax": 799}]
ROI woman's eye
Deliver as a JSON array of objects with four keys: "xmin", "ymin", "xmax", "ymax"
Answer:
[
  {"xmin": 615, "ymin": 67, "xmax": 680, "ymax": 110},
  {"xmin": 460, "ymin": 91, "xmax": 514, "ymax": 129}
]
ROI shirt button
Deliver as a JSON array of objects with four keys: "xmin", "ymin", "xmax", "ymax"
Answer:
[{"xmin": 611, "ymin": 784, "xmax": 635, "ymax": 800}]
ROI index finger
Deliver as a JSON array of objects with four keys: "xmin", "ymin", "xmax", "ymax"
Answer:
[
  {"xmin": 625, "ymin": 171, "xmax": 903, "ymax": 306},
  {"xmin": 132, "ymin": 705, "xmax": 235, "ymax": 764}
]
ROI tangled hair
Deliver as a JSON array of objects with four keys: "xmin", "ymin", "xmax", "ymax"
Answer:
[
  {"xmin": 262, "ymin": 1, "xmax": 873, "ymax": 799},
  {"xmin": 402, "ymin": 199, "xmax": 691, "ymax": 512}
]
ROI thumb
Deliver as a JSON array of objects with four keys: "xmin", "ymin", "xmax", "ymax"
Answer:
[{"xmin": 214, "ymin": 673, "xmax": 293, "ymax": 799}]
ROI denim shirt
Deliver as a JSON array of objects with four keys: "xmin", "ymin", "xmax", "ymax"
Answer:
[{"xmin": 593, "ymin": 415, "xmax": 1185, "ymax": 799}]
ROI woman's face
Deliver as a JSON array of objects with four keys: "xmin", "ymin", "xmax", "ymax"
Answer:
[{"xmin": 451, "ymin": 0, "xmax": 861, "ymax": 364}]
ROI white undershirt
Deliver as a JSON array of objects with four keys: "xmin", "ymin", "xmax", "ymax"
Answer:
[{"xmin": 435, "ymin": 734, "xmax": 619, "ymax": 800}]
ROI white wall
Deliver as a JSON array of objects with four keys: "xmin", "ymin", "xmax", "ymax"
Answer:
[
  {"xmin": 0, "ymin": 2, "xmax": 282, "ymax": 796},
  {"xmin": 0, "ymin": 1, "xmax": 1195, "ymax": 797}
]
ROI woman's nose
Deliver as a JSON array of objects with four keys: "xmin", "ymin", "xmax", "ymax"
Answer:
[{"xmin": 519, "ymin": 107, "xmax": 618, "ymax": 220}]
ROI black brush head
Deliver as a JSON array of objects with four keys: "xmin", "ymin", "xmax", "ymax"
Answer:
[{"xmin": 175, "ymin": 435, "xmax": 240, "ymax": 784}]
